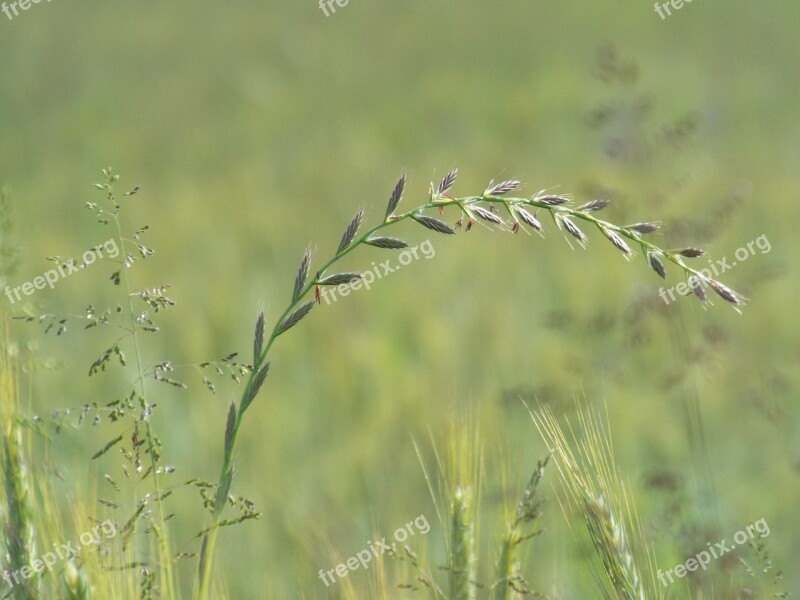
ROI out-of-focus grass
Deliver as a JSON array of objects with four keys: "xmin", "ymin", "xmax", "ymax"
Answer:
[{"xmin": 1, "ymin": 1, "xmax": 799, "ymax": 597}]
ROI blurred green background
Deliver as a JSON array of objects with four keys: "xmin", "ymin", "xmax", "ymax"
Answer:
[{"xmin": 1, "ymin": 0, "xmax": 798, "ymax": 597}]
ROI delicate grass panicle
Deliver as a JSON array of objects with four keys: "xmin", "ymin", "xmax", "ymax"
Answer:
[
  {"xmin": 531, "ymin": 403, "xmax": 665, "ymax": 600},
  {"xmin": 11, "ymin": 170, "xmax": 247, "ymax": 598}
]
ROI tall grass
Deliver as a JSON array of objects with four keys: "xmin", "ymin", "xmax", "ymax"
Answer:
[
  {"xmin": 1, "ymin": 324, "xmax": 38, "ymax": 600},
  {"xmin": 5, "ymin": 169, "xmax": 746, "ymax": 597},
  {"xmin": 407, "ymin": 422, "xmax": 550, "ymax": 599}
]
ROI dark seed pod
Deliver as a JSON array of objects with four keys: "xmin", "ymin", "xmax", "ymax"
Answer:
[
  {"xmin": 626, "ymin": 222, "xmax": 660, "ymax": 234},
  {"xmin": 337, "ymin": 210, "xmax": 364, "ymax": 254},
  {"xmin": 577, "ymin": 199, "xmax": 611, "ymax": 212},
  {"xmin": 485, "ymin": 179, "xmax": 521, "ymax": 196},
  {"xmin": 535, "ymin": 195, "xmax": 569, "ymax": 206},
  {"xmin": 471, "ymin": 205, "xmax": 503, "ymax": 224},
  {"xmin": 385, "ymin": 174, "xmax": 406, "ymax": 218},
  {"xmin": 293, "ymin": 251, "xmax": 310, "ymax": 302},
  {"xmin": 413, "ymin": 215, "xmax": 455, "ymax": 235},
  {"xmin": 515, "ymin": 207, "xmax": 542, "ymax": 232},
  {"xmin": 278, "ymin": 301, "xmax": 315, "ymax": 335},
  {"xmin": 648, "ymin": 252, "xmax": 667, "ymax": 279},
  {"xmin": 560, "ymin": 215, "xmax": 587, "ymax": 244},
  {"xmin": 224, "ymin": 403, "xmax": 237, "ymax": 454},
  {"xmin": 318, "ymin": 273, "xmax": 362, "ymax": 286},
  {"xmin": 708, "ymin": 279, "xmax": 740, "ymax": 305},
  {"xmin": 691, "ymin": 278, "xmax": 707, "ymax": 303},
  {"xmin": 673, "ymin": 247, "xmax": 706, "ymax": 258},
  {"xmin": 243, "ymin": 362, "xmax": 271, "ymax": 412},
  {"xmin": 253, "ymin": 312, "xmax": 265, "ymax": 361},
  {"xmin": 606, "ymin": 230, "xmax": 632, "ymax": 255},
  {"xmin": 365, "ymin": 237, "xmax": 409, "ymax": 249},
  {"xmin": 437, "ymin": 169, "xmax": 458, "ymax": 195}
]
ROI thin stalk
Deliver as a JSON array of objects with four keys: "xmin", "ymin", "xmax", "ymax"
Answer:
[
  {"xmin": 196, "ymin": 174, "xmax": 740, "ymax": 598},
  {"xmin": 110, "ymin": 202, "xmax": 176, "ymax": 598}
]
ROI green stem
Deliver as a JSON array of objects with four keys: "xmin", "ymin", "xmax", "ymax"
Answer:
[
  {"xmin": 111, "ymin": 198, "xmax": 176, "ymax": 598},
  {"xmin": 196, "ymin": 203, "xmax": 434, "ymax": 597}
]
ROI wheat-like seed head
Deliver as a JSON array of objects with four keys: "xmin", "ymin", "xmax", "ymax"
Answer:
[
  {"xmin": 531, "ymin": 402, "xmax": 666, "ymax": 600},
  {"xmin": 449, "ymin": 485, "xmax": 478, "ymax": 600},
  {"xmin": 491, "ymin": 456, "xmax": 548, "ymax": 600},
  {"xmin": 585, "ymin": 493, "xmax": 645, "ymax": 600}
]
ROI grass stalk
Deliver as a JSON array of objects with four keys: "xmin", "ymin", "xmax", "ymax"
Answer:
[
  {"xmin": 196, "ymin": 171, "xmax": 740, "ymax": 597},
  {"xmin": 491, "ymin": 457, "xmax": 548, "ymax": 600},
  {"xmin": 2, "ymin": 423, "xmax": 38, "ymax": 600},
  {"xmin": 449, "ymin": 485, "xmax": 477, "ymax": 600},
  {"xmin": 1, "ymin": 321, "xmax": 38, "ymax": 600},
  {"xmin": 104, "ymin": 174, "xmax": 176, "ymax": 598}
]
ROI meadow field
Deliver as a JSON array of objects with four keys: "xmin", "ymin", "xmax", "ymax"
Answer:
[{"xmin": 1, "ymin": 1, "xmax": 798, "ymax": 598}]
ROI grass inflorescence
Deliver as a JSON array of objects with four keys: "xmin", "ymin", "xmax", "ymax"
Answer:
[
  {"xmin": 197, "ymin": 168, "xmax": 742, "ymax": 597},
  {"xmin": 491, "ymin": 456, "xmax": 548, "ymax": 600},
  {"xmin": 10, "ymin": 170, "xmax": 250, "ymax": 598}
]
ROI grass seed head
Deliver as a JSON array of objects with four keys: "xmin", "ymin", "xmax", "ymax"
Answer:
[
  {"xmin": 437, "ymin": 169, "xmax": 459, "ymax": 196},
  {"xmin": 365, "ymin": 236, "xmax": 409, "ymax": 249},
  {"xmin": 385, "ymin": 174, "xmax": 406, "ymax": 218},
  {"xmin": 625, "ymin": 222, "xmax": 660, "ymax": 234},
  {"xmin": 577, "ymin": 198, "xmax": 611, "ymax": 212},
  {"xmin": 674, "ymin": 247, "xmax": 706, "ymax": 258},
  {"xmin": 484, "ymin": 179, "xmax": 522, "ymax": 197}
]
